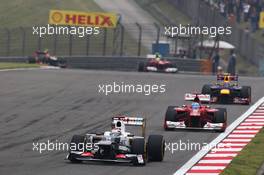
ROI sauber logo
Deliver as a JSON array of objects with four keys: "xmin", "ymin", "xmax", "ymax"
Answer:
[{"xmin": 49, "ymin": 10, "xmax": 118, "ymax": 28}]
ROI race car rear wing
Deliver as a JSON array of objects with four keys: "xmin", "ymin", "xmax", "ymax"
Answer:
[
  {"xmin": 217, "ymin": 74, "xmax": 238, "ymax": 82},
  {"xmin": 112, "ymin": 115, "xmax": 146, "ymax": 137},
  {"xmin": 185, "ymin": 93, "xmax": 210, "ymax": 103}
]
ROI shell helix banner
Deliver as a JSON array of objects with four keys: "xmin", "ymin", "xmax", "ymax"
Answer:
[{"xmin": 49, "ymin": 10, "xmax": 118, "ymax": 28}]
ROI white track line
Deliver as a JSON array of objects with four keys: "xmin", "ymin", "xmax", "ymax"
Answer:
[
  {"xmin": 191, "ymin": 166, "xmax": 226, "ymax": 170},
  {"xmin": 245, "ymin": 119, "xmax": 264, "ymax": 122},
  {"xmin": 198, "ymin": 159, "xmax": 232, "ymax": 164},
  {"xmin": 186, "ymin": 174, "xmax": 219, "ymax": 175},
  {"xmin": 222, "ymin": 138, "xmax": 251, "ymax": 142},
  {"xmin": 237, "ymin": 126, "xmax": 262, "ymax": 129},
  {"xmin": 205, "ymin": 153, "xmax": 237, "ymax": 157},
  {"xmin": 227, "ymin": 134, "xmax": 255, "ymax": 138},
  {"xmin": 217, "ymin": 143, "xmax": 247, "ymax": 146},
  {"xmin": 0, "ymin": 66, "xmax": 59, "ymax": 72},
  {"xmin": 232, "ymin": 130, "xmax": 259, "ymax": 134},
  {"xmin": 248, "ymin": 116, "xmax": 264, "ymax": 118},
  {"xmin": 211, "ymin": 147, "xmax": 243, "ymax": 152},
  {"xmin": 240, "ymin": 122, "xmax": 264, "ymax": 126},
  {"xmin": 173, "ymin": 97, "xmax": 264, "ymax": 175}
]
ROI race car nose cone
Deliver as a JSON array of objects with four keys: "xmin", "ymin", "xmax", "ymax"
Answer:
[
  {"xmin": 115, "ymin": 154, "xmax": 126, "ymax": 159},
  {"xmin": 220, "ymin": 89, "xmax": 230, "ymax": 95},
  {"xmin": 81, "ymin": 152, "xmax": 94, "ymax": 157}
]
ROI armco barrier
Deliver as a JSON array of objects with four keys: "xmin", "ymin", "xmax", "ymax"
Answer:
[
  {"xmin": 64, "ymin": 56, "xmax": 202, "ymax": 72},
  {"xmin": 0, "ymin": 57, "xmax": 28, "ymax": 63},
  {"xmin": 0, "ymin": 56, "xmax": 202, "ymax": 72}
]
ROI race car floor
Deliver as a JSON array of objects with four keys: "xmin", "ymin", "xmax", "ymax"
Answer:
[{"xmin": 0, "ymin": 69, "xmax": 263, "ymax": 175}]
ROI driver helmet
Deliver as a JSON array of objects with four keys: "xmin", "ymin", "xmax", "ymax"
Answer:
[
  {"xmin": 155, "ymin": 52, "xmax": 161, "ymax": 61},
  {"xmin": 191, "ymin": 102, "xmax": 200, "ymax": 110},
  {"xmin": 111, "ymin": 121, "xmax": 122, "ymax": 136}
]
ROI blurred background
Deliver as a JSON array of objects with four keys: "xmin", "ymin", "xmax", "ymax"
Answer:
[{"xmin": 0, "ymin": 0, "xmax": 263, "ymax": 75}]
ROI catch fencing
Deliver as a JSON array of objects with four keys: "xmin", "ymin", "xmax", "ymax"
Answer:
[
  {"xmin": 169, "ymin": 0, "xmax": 264, "ymax": 66},
  {"xmin": 0, "ymin": 23, "xmax": 208, "ymax": 61}
]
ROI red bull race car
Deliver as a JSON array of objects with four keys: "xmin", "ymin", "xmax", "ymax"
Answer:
[
  {"xmin": 201, "ymin": 74, "xmax": 251, "ymax": 105},
  {"xmin": 67, "ymin": 115, "xmax": 165, "ymax": 166},
  {"xmin": 164, "ymin": 93, "xmax": 227, "ymax": 132}
]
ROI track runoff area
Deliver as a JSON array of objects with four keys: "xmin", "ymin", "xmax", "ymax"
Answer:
[{"xmin": 175, "ymin": 97, "xmax": 264, "ymax": 175}]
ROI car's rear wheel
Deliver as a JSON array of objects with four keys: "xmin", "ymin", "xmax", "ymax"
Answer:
[
  {"xmin": 68, "ymin": 135, "xmax": 85, "ymax": 163},
  {"xmin": 28, "ymin": 56, "xmax": 36, "ymax": 64},
  {"xmin": 164, "ymin": 106, "xmax": 178, "ymax": 130},
  {"xmin": 131, "ymin": 138, "xmax": 146, "ymax": 165},
  {"xmin": 214, "ymin": 108, "xmax": 227, "ymax": 132},
  {"xmin": 241, "ymin": 86, "xmax": 251, "ymax": 104},
  {"xmin": 138, "ymin": 61, "xmax": 145, "ymax": 72},
  {"xmin": 147, "ymin": 135, "xmax": 165, "ymax": 162}
]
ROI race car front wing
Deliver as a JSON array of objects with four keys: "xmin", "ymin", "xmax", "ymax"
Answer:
[
  {"xmin": 211, "ymin": 96, "xmax": 250, "ymax": 104},
  {"xmin": 165, "ymin": 121, "xmax": 225, "ymax": 131},
  {"xmin": 66, "ymin": 151, "xmax": 145, "ymax": 164},
  {"xmin": 146, "ymin": 66, "xmax": 178, "ymax": 73}
]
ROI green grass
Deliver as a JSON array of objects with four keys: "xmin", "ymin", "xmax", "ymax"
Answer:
[
  {"xmin": 0, "ymin": 0, "xmax": 103, "ymax": 56},
  {"xmin": 135, "ymin": 0, "xmax": 191, "ymax": 25},
  {"xmin": 221, "ymin": 128, "xmax": 264, "ymax": 175},
  {"xmin": 0, "ymin": 0, "xmax": 144, "ymax": 57},
  {"xmin": 0, "ymin": 0, "xmax": 102, "ymax": 28},
  {"xmin": 0, "ymin": 62, "xmax": 40, "ymax": 69}
]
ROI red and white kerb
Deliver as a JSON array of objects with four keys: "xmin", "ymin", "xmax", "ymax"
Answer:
[{"xmin": 186, "ymin": 104, "xmax": 264, "ymax": 175}]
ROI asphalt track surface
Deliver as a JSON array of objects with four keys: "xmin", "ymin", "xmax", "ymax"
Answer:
[{"xmin": 0, "ymin": 69, "xmax": 263, "ymax": 175}]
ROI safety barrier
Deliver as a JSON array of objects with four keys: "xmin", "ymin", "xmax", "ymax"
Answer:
[{"xmin": 0, "ymin": 56, "xmax": 202, "ymax": 72}]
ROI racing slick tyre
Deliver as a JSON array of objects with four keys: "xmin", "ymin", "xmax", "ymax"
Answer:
[
  {"xmin": 164, "ymin": 106, "xmax": 178, "ymax": 130},
  {"xmin": 214, "ymin": 108, "xmax": 227, "ymax": 132},
  {"xmin": 147, "ymin": 135, "xmax": 165, "ymax": 162},
  {"xmin": 68, "ymin": 135, "xmax": 85, "ymax": 163},
  {"xmin": 131, "ymin": 138, "xmax": 146, "ymax": 165},
  {"xmin": 138, "ymin": 61, "xmax": 145, "ymax": 72},
  {"xmin": 241, "ymin": 86, "xmax": 251, "ymax": 105},
  {"xmin": 201, "ymin": 84, "xmax": 212, "ymax": 95},
  {"xmin": 172, "ymin": 64, "xmax": 178, "ymax": 73},
  {"xmin": 28, "ymin": 56, "xmax": 36, "ymax": 64},
  {"xmin": 58, "ymin": 58, "xmax": 67, "ymax": 68}
]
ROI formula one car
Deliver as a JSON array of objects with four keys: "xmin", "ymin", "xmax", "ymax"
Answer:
[
  {"xmin": 138, "ymin": 54, "xmax": 178, "ymax": 73},
  {"xmin": 28, "ymin": 50, "xmax": 66, "ymax": 68},
  {"xmin": 67, "ymin": 115, "xmax": 165, "ymax": 165},
  {"xmin": 201, "ymin": 74, "xmax": 251, "ymax": 105},
  {"xmin": 164, "ymin": 93, "xmax": 227, "ymax": 132}
]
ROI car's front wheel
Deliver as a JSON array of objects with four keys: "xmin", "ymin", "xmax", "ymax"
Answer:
[
  {"xmin": 214, "ymin": 108, "xmax": 227, "ymax": 132},
  {"xmin": 138, "ymin": 61, "xmax": 145, "ymax": 72},
  {"xmin": 131, "ymin": 138, "xmax": 146, "ymax": 165},
  {"xmin": 241, "ymin": 86, "xmax": 251, "ymax": 105},
  {"xmin": 68, "ymin": 135, "xmax": 85, "ymax": 163},
  {"xmin": 147, "ymin": 135, "xmax": 165, "ymax": 162}
]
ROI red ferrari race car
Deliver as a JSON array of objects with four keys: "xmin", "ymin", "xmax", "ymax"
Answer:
[
  {"xmin": 164, "ymin": 93, "xmax": 227, "ymax": 132},
  {"xmin": 138, "ymin": 54, "xmax": 178, "ymax": 73},
  {"xmin": 28, "ymin": 50, "xmax": 67, "ymax": 68}
]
